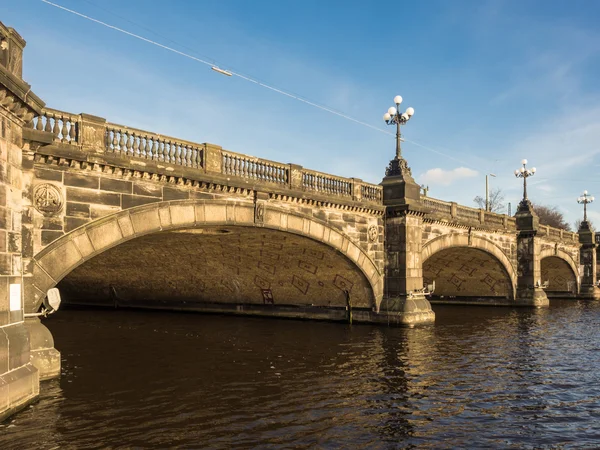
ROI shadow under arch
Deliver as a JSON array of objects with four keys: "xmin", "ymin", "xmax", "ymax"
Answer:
[
  {"xmin": 422, "ymin": 233, "xmax": 517, "ymax": 299},
  {"xmin": 27, "ymin": 199, "xmax": 383, "ymax": 312},
  {"xmin": 539, "ymin": 247, "xmax": 580, "ymax": 295}
]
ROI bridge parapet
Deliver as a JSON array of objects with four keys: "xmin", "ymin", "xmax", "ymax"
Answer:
[
  {"xmin": 422, "ymin": 196, "xmax": 513, "ymax": 229},
  {"xmin": 29, "ymin": 108, "xmax": 383, "ymax": 206},
  {"xmin": 538, "ymin": 224, "xmax": 578, "ymax": 242}
]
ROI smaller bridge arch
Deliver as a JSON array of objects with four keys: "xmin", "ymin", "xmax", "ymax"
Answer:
[
  {"xmin": 27, "ymin": 199, "xmax": 383, "ymax": 313},
  {"xmin": 422, "ymin": 233, "xmax": 517, "ymax": 299},
  {"xmin": 539, "ymin": 247, "xmax": 580, "ymax": 295}
]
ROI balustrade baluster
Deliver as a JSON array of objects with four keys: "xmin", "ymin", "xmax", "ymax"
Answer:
[
  {"xmin": 140, "ymin": 136, "xmax": 147, "ymax": 158},
  {"xmin": 45, "ymin": 114, "xmax": 53, "ymax": 133},
  {"xmin": 166, "ymin": 141, "xmax": 174, "ymax": 163},
  {"xmin": 125, "ymin": 132, "xmax": 133, "ymax": 155},
  {"xmin": 150, "ymin": 139, "xmax": 158, "ymax": 160},
  {"xmin": 181, "ymin": 145, "xmax": 188, "ymax": 166},
  {"xmin": 163, "ymin": 140, "xmax": 169, "ymax": 162},
  {"xmin": 181, "ymin": 145, "xmax": 187, "ymax": 166},
  {"xmin": 176, "ymin": 144, "xmax": 182, "ymax": 165},
  {"xmin": 158, "ymin": 140, "xmax": 165, "ymax": 162},
  {"xmin": 112, "ymin": 130, "xmax": 120, "ymax": 154},
  {"xmin": 118, "ymin": 130, "xmax": 126, "ymax": 154},
  {"xmin": 69, "ymin": 118, "xmax": 76, "ymax": 143},
  {"xmin": 132, "ymin": 133, "xmax": 139, "ymax": 157},
  {"xmin": 35, "ymin": 114, "xmax": 43, "ymax": 131},
  {"xmin": 52, "ymin": 115, "xmax": 60, "ymax": 138},
  {"xmin": 59, "ymin": 118, "xmax": 67, "ymax": 143}
]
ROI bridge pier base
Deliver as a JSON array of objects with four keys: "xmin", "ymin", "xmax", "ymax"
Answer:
[
  {"xmin": 376, "ymin": 294, "xmax": 435, "ymax": 327},
  {"xmin": 515, "ymin": 200, "xmax": 549, "ymax": 308},
  {"xmin": 515, "ymin": 287, "xmax": 550, "ymax": 307},
  {"xmin": 578, "ymin": 224, "xmax": 599, "ymax": 300},
  {"xmin": 23, "ymin": 318, "xmax": 61, "ymax": 381},
  {"xmin": 578, "ymin": 286, "xmax": 600, "ymax": 300}
]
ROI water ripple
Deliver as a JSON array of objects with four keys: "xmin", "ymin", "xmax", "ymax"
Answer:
[{"xmin": 1, "ymin": 300, "xmax": 600, "ymax": 448}]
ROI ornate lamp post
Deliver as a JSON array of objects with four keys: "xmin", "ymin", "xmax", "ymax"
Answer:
[
  {"xmin": 514, "ymin": 159, "xmax": 536, "ymax": 207},
  {"xmin": 383, "ymin": 95, "xmax": 414, "ymax": 176},
  {"xmin": 577, "ymin": 190, "xmax": 594, "ymax": 227}
]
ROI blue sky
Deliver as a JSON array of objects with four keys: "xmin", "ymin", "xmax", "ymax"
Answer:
[{"xmin": 5, "ymin": 0, "xmax": 600, "ymax": 227}]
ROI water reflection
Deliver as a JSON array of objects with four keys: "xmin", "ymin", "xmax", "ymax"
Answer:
[{"xmin": 1, "ymin": 302, "xmax": 600, "ymax": 448}]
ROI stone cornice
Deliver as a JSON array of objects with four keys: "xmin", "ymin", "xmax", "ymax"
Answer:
[
  {"xmin": 0, "ymin": 65, "xmax": 45, "ymax": 123},
  {"xmin": 422, "ymin": 217, "xmax": 517, "ymax": 234},
  {"xmin": 32, "ymin": 147, "xmax": 385, "ymax": 215}
]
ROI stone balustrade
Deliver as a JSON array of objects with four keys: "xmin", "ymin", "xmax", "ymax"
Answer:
[
  {"xmin": 422, "ymin": 197, "xmax": 453, "ymax": 215},
  {"xmin": 422, "ymin": 196, "xmax": 512, "ymax": 229},
  {"xmin": 455, "ymin": 204, "xmax": 480, "ymax": 222},
  {"xmin": 222, "ymin": 150, "xmax": 288, "ymax": 185},
  {"xmin": 301, "ymin": 169, "xmax": 352, "ymax": 197},
  {"xmin": 106, "ymin": 125, "xmax": 204, "ymax": 169},
  {"xmin": 29, "ymin": 107, "xmax": 383, "ymax": 205},
  {"xmin": 33, "ymin": 107, "xmax": 79, "ymax": 145}
]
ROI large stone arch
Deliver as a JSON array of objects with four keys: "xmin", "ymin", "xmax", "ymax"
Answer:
[
  {"xmin": 26, "ymin": 199, "xmax": 383, "ymax": 312},
  {"xmin": 539, "ymin": 247, "xmax": 580, "ymax": 294},
  {"xmin": 422, "ymin": 233, "xmax": 517, "ymax": 298}
]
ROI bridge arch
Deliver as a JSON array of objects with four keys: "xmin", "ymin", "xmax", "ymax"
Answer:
[
  {"xmin": 27, "ymin": 199, "xmax": 383, "ymax": 312},
  {"xmin": 539, "ymin": 247, "xmax": 579, "ymax": 295},
  {"xmin": 422, "ymin": 233, "xmax": 517, "ymax": 299}
]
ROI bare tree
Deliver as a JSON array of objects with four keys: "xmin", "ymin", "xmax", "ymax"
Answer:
[
  {"xmin": 474, "ymin": 187, "xmax": 505, "ymax": 213},
  {"xmin": 574, "ymin": 218, "xmax": 594, "ymax": 231},
  {"xmin": 531, "ymin": 203, "xmax": 571, "ymax": 231}
]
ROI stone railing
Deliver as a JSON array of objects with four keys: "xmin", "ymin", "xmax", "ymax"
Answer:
[
  {"xmin": 541, "ymin": 225, "xmax": 579, "ymax": 242},
  {"xmin": 456, "ymin": 204, "xmax": 481, "ymax": 222},
  {"xmin": 302, "ymin": 169, "xmax": 352, "ymax": 197},
  {"xmin": 29, "ymin": 107, "xmax": 383, "ymax": 205},
  {"xmin": 222, "ymin": 151, "xmax": 288, "ymax": 185},
  {"xmin": 422, "ymin": 196, "xmax": 512, "ymax": 229},
  {"xmin": 105, "ymin": 124, "xmax": 204, "ymax": 169},
  {"xmin": 421, "ymin": 197, "xmax": 452, "ymax": 215},
  {"xmin": 483, "ymin": 211, "xmax": 505, "ymax": 228},
  {"xmin": 32, "ymin": 108, "xmax": 79, "ymax": 145},
  {"xmin": 361, "ymin": 184, "xmax": 382, "ymax": 203}
]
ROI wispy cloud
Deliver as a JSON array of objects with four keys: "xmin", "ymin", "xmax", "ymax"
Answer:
[{"xmin": 419, "ymin": 167, "xmax": 479, "ymax": 186}]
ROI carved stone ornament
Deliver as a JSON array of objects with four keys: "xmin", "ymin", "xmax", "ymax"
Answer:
[
  {"xmin": 368, "ymin": 225, "xmax": 378, "ymax": 242},
  {"xmin": 255, "ymin": 202, "xmax": 265, "ymax": 224},
  {"xmin": 33, "ymin": 183, "xmax": 63, "ymax": 215}
]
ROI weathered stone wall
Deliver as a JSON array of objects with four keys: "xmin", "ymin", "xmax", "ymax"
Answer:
[
  {"xmin": 0, "ymin": 100, "xmax": 38, "ymax": 419},
  {"xmin": 267, "ymin": 196, "xmax": 384, "ymax": 275}
]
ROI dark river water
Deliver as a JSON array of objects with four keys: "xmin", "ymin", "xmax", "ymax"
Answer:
[{"xmin": 2, "ymin": 300, "xmax": 600, "ymax": 449}]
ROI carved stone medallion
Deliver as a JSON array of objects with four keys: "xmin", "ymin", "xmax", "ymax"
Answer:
[
  {"xmin": 34, "ymin": 183, "xmax": 63, "ymax": 215},
  {"xmin": 254, "ymin": 202, "xmax": 265, "ymax": 224},
  {"xmin": 368, "ymin": 225, "xmax": 378, "ymax": 242}
]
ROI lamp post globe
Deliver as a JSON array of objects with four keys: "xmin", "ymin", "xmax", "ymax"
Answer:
[
  {"xmin": 383, "ymin": 95, "xmax": 415, "ymax": 176},
  {"xmin": 514, "ymin": 158, "xmax": 536, "ymax": 207}
]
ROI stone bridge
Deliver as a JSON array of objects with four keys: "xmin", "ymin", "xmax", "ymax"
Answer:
[{"xmin": 1, "ymin": 20, "xmax": 599, "ymax": 420}]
